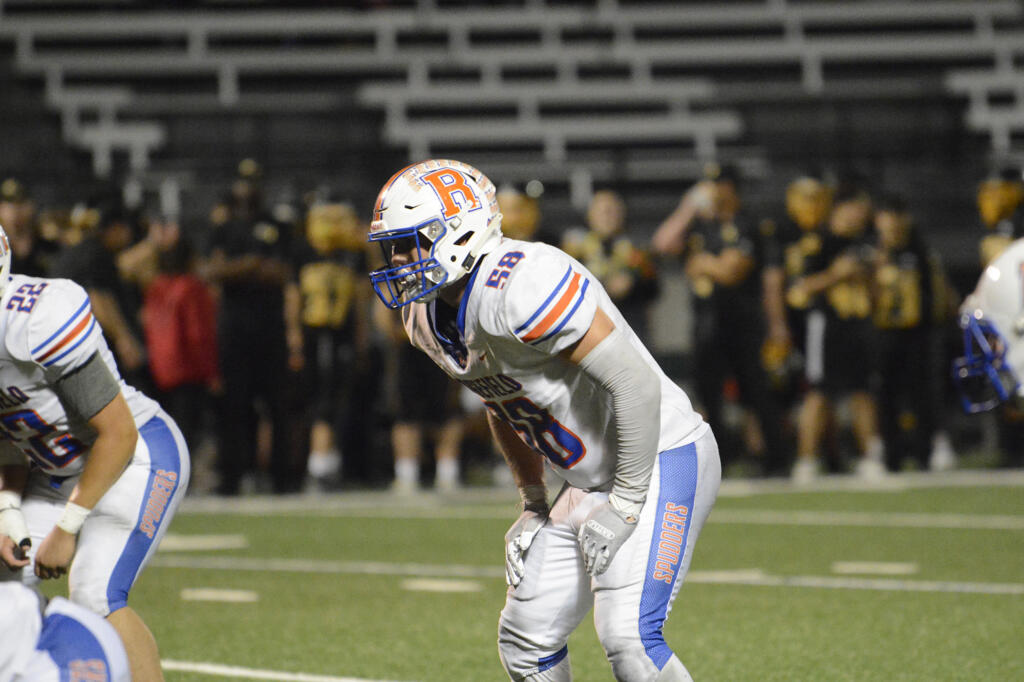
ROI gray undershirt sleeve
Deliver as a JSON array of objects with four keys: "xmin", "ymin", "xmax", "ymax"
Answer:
[
  {"xmin": 576, "ymin": 325, "xmax": 661, "ymax": 507},
  {"xmin": 53, "ymin": 352, "xmax": 121, "ymax": 422}
]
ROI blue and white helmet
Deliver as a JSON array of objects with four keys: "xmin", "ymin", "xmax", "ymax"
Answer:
[
  {"xmin": 368, "ymin": 159, "xmax": 502, "ymax": 309},
  {"xmin": 954, "ymin": 238, "xmax": 1024, "ymax": 412}
]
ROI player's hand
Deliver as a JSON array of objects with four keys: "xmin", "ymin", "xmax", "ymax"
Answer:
[
  {"xmin": 34, "ymin": 527, "xmax": 77, "ymax": 580},
  {"xmin": 0, "ymin": 505, "xmax": 31, "ymax": 570},
  {"xmin": 504, "ymin": 508, "xmax": 548, "ymax": 588},
  {"xmin": 0, "ymin": 535, "xmax": 31, "ymax": 570},
  {"xmin": 578, "ymin": 500, "xmax": 638, "ymax": 577}
]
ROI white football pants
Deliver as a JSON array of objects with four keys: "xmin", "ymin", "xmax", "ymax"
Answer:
[{"xmin": 498, "ymin": 425, "xmax": 721, "ymax": 681}]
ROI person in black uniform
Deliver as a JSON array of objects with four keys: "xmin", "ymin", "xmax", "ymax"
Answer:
[
  {"xmin": 652, "ymin": 164, "xmax": 788, "ymax": 475},
  {"xmin": 786, "ymin": 181, "xmax": 885, "ymax": 481},
  {"xmin": 0, "ymin": 178, "xmax": 60, "ymax": 277},
  {"xmin": 870, "ymin": 195, "xmax": 952, "ymax": 471},
  {"xmin": 977, "ymin": 165, "xmax": 1024, "ymax": 268},
  {"xmin": 201, "ymin": 159, "xmax": 296, "ymax": 495},
  {"xmin": 562, "ymin": 189, "xmax": 660, "ymax": 342},
  {"xmin": 286, "ymin": 200, "xmax": 370, "ymax": 490},
  {"xmin": 50, "ymin": 202, "xmax": 147, "ymax": 385}
]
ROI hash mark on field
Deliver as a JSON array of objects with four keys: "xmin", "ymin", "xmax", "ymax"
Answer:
[
  {"xmin": 180, "ymin": 588, "xmax": 259, "ymax": 603},
  {"xmin": 160, "ymin": 534, "xmax": 249, "ymax": 551},
  {"xmin": 401, "ymin": 578, "xmax": 483, "ymax": 593},
  {"xmin": 161, "ymin": 659, "xmax": 408, "ymax": 681},
  {"xmin": 151, "ymin": 556, "xmax": 1024, "ymax": 595},
  {"xmin": 831, "ymin": 561, "xmax": 919, "ymax": 576}
]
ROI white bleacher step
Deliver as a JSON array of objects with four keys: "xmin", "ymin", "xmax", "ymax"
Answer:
[
  {"xmin": 386, "ymin": 112, "xmax": 742, "ymax": 142},
  {"xmin": 359, "ymin": 79, "xmax": 716, "ymax": 108},
  {"xmin": 130, "ymin": 91, "xmax": 346, "ymax": 115},
  {"xmin": 46, "ymin": 85, "xmax": 133, "ymax": 109},
  {"xmin": 76, "ymin": 121, "xmax": 165, "ymax": 147},
  {"xmin": 946, "ymin": 69, "xmax": 1024, "ymax": 93}
]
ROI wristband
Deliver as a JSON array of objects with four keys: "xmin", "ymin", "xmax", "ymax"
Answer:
[
  {"xmin": 0, "ymin": 490, "xmax": 22, "ymax": 512},
  {"xmin": 57, "ymin": 502, "xmax": 91, "ymax": 535},
  {"xmin": 608, "ymin": 492, "xmax": 644, "ymax": 523},
  {"xmin": 519, "ymin": 484, "xmax": 548, "ymax": 513}
]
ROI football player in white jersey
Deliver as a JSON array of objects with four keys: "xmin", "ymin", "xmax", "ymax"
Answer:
[
  {"xmin": 0, "ymin": 582, "xmax": 130, "ymax": 682},
  {"xmin": 0, "ymin": 225, "xmax": 190, "ymax": 681},
  {"xmin": 368, "ymin": 160, "xmax": 721, "ymax": 682},
  {"xmin": 953, "ymin": 237, "xmax": 1024, "ymax": 411}
]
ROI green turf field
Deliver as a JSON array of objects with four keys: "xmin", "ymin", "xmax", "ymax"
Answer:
[{"xmin": 49, "ymin": 472, "xmax": 1024, "ymax": 681}]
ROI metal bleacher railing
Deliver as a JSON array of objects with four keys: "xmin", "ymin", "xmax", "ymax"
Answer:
[{"xmin": 0, "ymin": 0, "xmax": 1022, "ymax": 182}]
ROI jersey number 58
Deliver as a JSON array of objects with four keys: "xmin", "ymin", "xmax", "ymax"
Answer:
[{"xmin": 485, "ymin": 397, "xmax": 586, "ymax": 468}]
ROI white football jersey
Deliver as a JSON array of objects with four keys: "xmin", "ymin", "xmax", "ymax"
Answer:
[
  {"xmin": 403, "ymin": 238, "xmax": 705, "ymax": 491},
  {"xmin": 0, "ymin": 275, "xmax": 160, "ymax": 477}
]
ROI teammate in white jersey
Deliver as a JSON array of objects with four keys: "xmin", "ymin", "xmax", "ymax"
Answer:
[
  {"xmin": 0, "ymin": 582, "xmax": 130, "ymax": 682},
  {"xmin": 0, "ymin": 225, "xmax": 190, "ymax": 681},
  {"xmin": 369, "ymin": 160, "xmax": 721, "ymax": 682}
]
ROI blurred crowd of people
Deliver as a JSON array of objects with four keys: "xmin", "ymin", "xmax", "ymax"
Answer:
[{"xmin": 0, "ymin": 158, "xmax": 1021, "ymax": 495}]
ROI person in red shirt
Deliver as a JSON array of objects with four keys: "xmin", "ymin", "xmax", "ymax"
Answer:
[{"xmin": 142, "ymin": 236, "xmax": 219, "ymax": 461}]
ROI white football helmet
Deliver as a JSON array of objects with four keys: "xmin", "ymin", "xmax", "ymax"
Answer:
[
  {"xmin": 954, "ymin": 238, "xmax": 1024, "ymax": 412},
  {"xmin": 0, "ymin": 224, "xmax": 11, "ymax": 296},
  {"xmin": 368, "ymin": 159, "xmax": 502, "ymax": 308}
]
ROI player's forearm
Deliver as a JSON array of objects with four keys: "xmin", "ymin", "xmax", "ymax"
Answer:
[
  {"xmin": 70, "ymin": 433, "xmax": 135, "ymax": 511},
  {"xmin": 487, "ymin": 411, "xmax": 545, "ymax": 492},
  {"xmin": 577, "ymin": 327, "xmax": 660, "ymax": 511}
]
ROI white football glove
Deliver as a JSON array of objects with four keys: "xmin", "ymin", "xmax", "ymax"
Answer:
[
  {"xmin": 0, "ymin": 491, "xmax": 31, "ymax": 553},
  {"xmin": 578, "ymin": 497, "xmax": 639, "ymax": 577},
  {"xmin": 504, "ymin": 508, "xmax": 548, "ymax": 588}
]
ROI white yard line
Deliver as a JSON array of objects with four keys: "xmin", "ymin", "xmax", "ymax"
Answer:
[
  {"xmin": 151, "ymin": 555, "xmax": 505, "ymax": 579},
  {"xmin": 169, "ymin": 505, "xmax": 1024, "ymax": 530},
  {"xmin": 161, "ymin": 659, "xmax": 407, "ymax": 682},
  {"xmin": 177, "ymin": 470, "xmax": 1024, "ymax": 516},
  {"xmin": 150, "ymin": 556, "xmax": 1024, "ymax": 595},
  {"xmin": 709, "ymin": 509, "xmax": 1024, "ymax": 530}
]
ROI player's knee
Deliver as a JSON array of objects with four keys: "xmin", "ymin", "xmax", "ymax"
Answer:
[
  {"xmin": 68, "ymin": 581, "xmax": 114, "ymax": 617},
  {"xmin": 603, "ymin": 638, "xmax": 661, "ymax": 682},
  {"xmin": 498, "ymin": 620, "xmax": 569, "ymax": 681}
]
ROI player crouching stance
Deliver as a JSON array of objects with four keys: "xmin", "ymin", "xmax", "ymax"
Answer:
[
  {"xmin": 369, "ymin": 160, "xmax": 720, "ymax": 681},
  {"xmin": 0, "ymin": 226, "xmax": 190, "ymax": 682}
]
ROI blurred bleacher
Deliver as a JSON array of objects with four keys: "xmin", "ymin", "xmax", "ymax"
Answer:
[{"xmin": 0, "ymin": 0, "xmax": 1022, "ymax": 268}]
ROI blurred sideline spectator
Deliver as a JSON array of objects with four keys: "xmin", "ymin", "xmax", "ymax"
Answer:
[
  {"xmin": 977, "ymin": 165, "xmax": 1024, "ymax": 267},
  {"xmin": 285, "ymin": 200, "xmax": 370, "ymax": 491},
  {"xmin": 871, "ymin": 195, "xmax": 950, "ymax": 471},
  {"xmin": 199, "ymin": 159, "xmax": 298, "ymax": 495},
  {"xmin": 50, "ymin": 202, "xmax": 147, "ymax": 383},
  {"xmin": 562, "ymin": 189, "xmax": 659, "ymax": 341},
  {"xmin": 787, "ymin": 181, "xmax": 885, "ymax": 482},
  {"xmin": 652, "ymin": 164, "xmax": 788, "ymax": 476},
  {"xmin": 0, "ymin": 178, "xmax": 60, "ymax": 277},
  {"xmin": 141, "ymin": 234, "xmax": 220, "ymax": 474}
]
